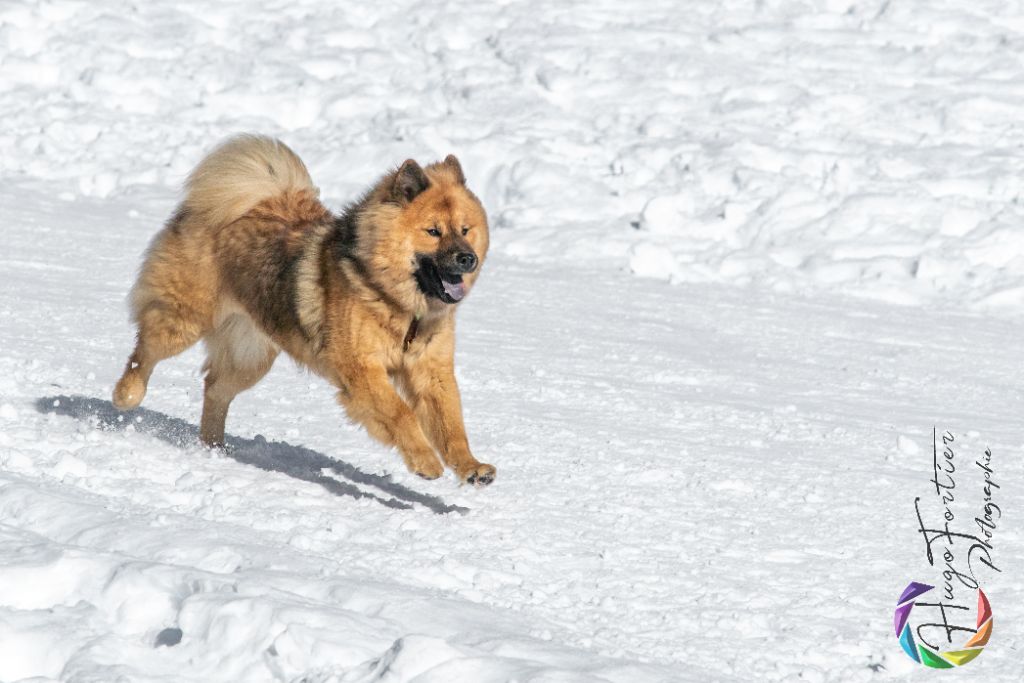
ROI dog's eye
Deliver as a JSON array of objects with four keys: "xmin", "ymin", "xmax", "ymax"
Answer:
[
  {"xmin": 461, "ymin": 226, "xmax": 470, "ymax": 236},
  {"xmin": 426, "ymin": 227, "xmax": 441, "ymax": 237}
]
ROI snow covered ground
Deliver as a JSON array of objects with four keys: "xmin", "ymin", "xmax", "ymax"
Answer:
[{"xmin": 2, "ymin": 0, "xmax": 1024, "ymax": 681}]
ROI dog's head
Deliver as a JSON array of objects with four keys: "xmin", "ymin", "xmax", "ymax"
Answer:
[{"xmin": 356, "ymin": 155, "xmax": 489, "ymax": 313}]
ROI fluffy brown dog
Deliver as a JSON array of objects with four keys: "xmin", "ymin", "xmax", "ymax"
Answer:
[{"xmin": 112, "ymin": 135, "xmax": 495, "ymax": 485}]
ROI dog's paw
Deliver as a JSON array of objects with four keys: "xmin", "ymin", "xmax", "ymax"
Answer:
[
  {"xmin": 113, "ymin": 372, "xmax": 146, "ymax": 410},
  {"xmin": 410, "ymin": 454, "xmax": 445, "ymax": 480},
  {"xmin": 462, "ymin": 463, "xmax": 496, "ymax": 488}
]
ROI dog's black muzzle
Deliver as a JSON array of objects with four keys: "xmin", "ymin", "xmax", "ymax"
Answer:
[
  {"xmin": 414, "ymin": 248, "xmax": 477, "ymax": 304},
  {"xmin": 439, "ymin": 250, "xmax": 477, "ymax": 274}
]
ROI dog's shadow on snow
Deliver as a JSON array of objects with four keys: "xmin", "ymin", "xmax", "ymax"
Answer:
[{"xmin": 36, "ymin": 395, "xmax": 467, "ymax": 515}]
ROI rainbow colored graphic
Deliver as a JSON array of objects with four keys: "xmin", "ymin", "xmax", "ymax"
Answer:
[{"xmin": 894, "ymin": 582, "xmax": 992, "ymax": 668}]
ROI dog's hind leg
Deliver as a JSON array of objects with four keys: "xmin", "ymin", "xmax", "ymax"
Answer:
[
  {"xmin": 113, "ymin": 300, "xmax": 208, "ymax": 410},
  {"xmin": 199, "ymin": 314, "xmax": 278, "ymax": 447},
  {"xmin": 113, "ymin": 224, "xmax": 216, "ymax": 411}
]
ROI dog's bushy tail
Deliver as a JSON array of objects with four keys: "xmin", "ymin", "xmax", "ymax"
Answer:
[{"xmin": 183, "ymin": 134, "xmax": 319, "ymax": 230}]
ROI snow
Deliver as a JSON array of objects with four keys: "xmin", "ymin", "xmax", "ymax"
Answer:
[
  {"xmin": 7, "ymin": 1, "xmax": 1024, "ymax": 308},
  {"xmin": 2, "ymin": 0, "xmax": 1024, "ymax": 681}
]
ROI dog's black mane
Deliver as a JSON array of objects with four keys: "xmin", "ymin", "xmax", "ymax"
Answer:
[
  {"xmin": 324, "ymin": 190, "xmax": 408, "ymax": 313},
  {"xmin": 329, "ymin": 207, "xmax": 361, "ymax": 263}
]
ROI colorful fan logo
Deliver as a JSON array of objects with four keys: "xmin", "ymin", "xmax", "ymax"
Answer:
[{"xmin": 894, "ymin": 582, "xmax": 993, "ymax": 668}]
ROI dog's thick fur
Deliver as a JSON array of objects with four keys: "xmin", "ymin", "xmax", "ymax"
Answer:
[{"xmin": 113, "ymin": 135, "xmax": 495, "ymax": 485}]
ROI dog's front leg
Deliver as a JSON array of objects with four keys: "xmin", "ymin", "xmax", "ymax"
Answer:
[
  {"xmin": 404, "ymin": 353, "xmax": 496, "ymax": 487},
  {"xmin": 335, "ymin": 363, "xmax": 444, "ymax": 479}
]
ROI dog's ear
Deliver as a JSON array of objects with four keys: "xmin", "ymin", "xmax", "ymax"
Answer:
[
  {"xmin": 443, "ymin": 154, "xmax": 466, "ymax": 185},
  {"xmin": 392, "ymin": 159, "xmax": 430, "ymax": 204}
]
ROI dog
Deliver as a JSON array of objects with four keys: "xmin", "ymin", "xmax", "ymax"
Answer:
[{"xmin": 112, "ymin": 135, "xmax": 495, "ymax": 486}]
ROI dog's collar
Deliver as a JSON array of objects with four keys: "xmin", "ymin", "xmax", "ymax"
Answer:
[{"xmin": 403, "ymin": 312, "xmax": 422, "ymax": 351}]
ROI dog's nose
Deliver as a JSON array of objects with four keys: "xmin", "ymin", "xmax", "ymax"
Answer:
[{"xmin": 454, "ymin": 251, "xmax": 477, "ymax": 273}]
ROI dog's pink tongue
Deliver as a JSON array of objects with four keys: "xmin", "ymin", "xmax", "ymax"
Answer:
[{"xmin": 442, "ymin": 280, "xmax": 466, "ymax": 301}]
